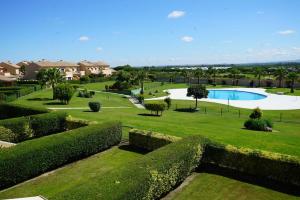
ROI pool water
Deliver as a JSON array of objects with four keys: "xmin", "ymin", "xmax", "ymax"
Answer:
[{"xmin": 208, "ymin": 90, "xmax": 266, "ymax": 100}]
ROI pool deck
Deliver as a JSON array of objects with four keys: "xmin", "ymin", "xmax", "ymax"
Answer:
[{"xmin": 146, "ymin": 88, "xmax": 300, "ymax": 110}]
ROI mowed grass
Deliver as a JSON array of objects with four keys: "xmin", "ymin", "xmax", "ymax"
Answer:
[
  {"xmin": 266, "ymin": 87, "xmax": 300, "ymax": 96},
  {"xmin": 0, "ymin": 146, "xmax": 143, "ymax": 199},
  {"xmin": 13, "ymin": 82, "xmax": 300, "ymax": 157},
  {"xmin": 170, "ymin": 173, "xmax": 298, "ymax": 200}
]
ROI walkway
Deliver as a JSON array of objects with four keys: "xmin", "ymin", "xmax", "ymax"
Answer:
[{"xmin": 146, "ymin": 88, "xmax": 300, "ymax": 110}]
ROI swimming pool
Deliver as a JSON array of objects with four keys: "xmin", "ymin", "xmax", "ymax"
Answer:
[{"xmin": 208, "ymin": 90, "xmax": 267, "ymax": 100}]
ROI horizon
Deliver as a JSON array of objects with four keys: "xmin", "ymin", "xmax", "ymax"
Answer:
[{"xmin": 1, "ymin": 0, "xmax": 300, "ymax": 67}]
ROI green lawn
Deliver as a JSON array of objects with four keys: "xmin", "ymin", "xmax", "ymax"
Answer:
[
  {"xmin": 0, "ymin": 146, "xmax": 143, "ymax": 199},
  {"xmin": 170, "ymin": 173, "xmax": 298, "ymax": 200},
  {"xmin": 266, "ymin": 88, "xmax": 300, "ymax": 96}
]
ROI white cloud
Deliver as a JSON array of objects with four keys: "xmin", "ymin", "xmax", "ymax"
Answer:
[
  {"xmin": 292, "ymin": 47, "xmax": 300, "ymax": 51},
  {"xmin": 181, "ymin": 36, "xmax": 194, "ymax": 42},
  {"xmin": 277, "ymin": 30, "xmax": 296, "ymax": 35},
  {"xmin": 96, "ymin": 47, "xmax": 103, "ymax": 52},
  {"xmin": 256, "ymin": 11, "xmax": 264, "ymax": 15},
  {"xmin": 168, "ymin": 10, "xmax": 185, "ymax": 19},
  {"xmin": 78, "ymin": 36, "xmax": 89, "ymax": 41}
]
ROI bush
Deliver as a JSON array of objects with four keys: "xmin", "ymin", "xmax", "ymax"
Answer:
[
  {"xmin": 0, "ymin": 103, "xmax": 48, "ymax": 120},
  {"xmin": 0, "ymin": 112, "xmax": 67, "ymax": 142},
  {"xmin": 30, "ymin": 112, "xmax": 67, "ymax": 138},
  {"xmin": 164, "ymin": 97, "xmax": 171, "ymax": 109},
  {"xmin": 249, "ymin": 107, "xmax": 263, "ymax": 119},
  {"xmin": 137, "ymin": 95, "xmax": 144, "ymax": 104},
  {"xmin": 78, "ymin": 89, "xmax": 95, "ymax": 98},
  {"xmin": 144, "ymin": 103, "xmax": 166, "ymax": 116},
  {"xmin": 244, "ymin": 118, "xmax": 273, "ymax": 131},
  {"xmin": 53, "ymin": 136, "xmax": 205, "ymax": 200},
  {"xmin": 129, "ymin": 129, "xmax": 181, "ymax": 151},
  {"xmin": 202, "ymin": 142, "xmax": 300, "ymax": 187},
  {"xmin": 54, "ymin": 83, "xmax": 76, "ymax": 104},
  {"xmin": 66, "ymin": 117, "xmax": 90, "ymax": 130},
  {"xmin": 0, "ymin": 121, "xmax": 122, "ymax": 189},
  {"xmin": 89, "ymin": 102, "xmax": 101, "ymax": 112},
  {"xmin": 0, "ymin": 126, "xmax": 14, "ymax": 142}
]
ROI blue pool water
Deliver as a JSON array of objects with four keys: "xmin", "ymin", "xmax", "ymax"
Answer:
[{"xmin": 208, "ymin": 90, "xmax": 266, "ymax": 100}]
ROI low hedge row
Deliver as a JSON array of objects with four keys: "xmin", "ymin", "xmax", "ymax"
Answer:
[
  {"xmin": 53, "ymin": 136, "xmax": 206, "ymax": 200},
  {"xmin": 0, "ymin": 121, "xmax": 122, "ymax": 189},
  {"xmin": 202, "ymin": 142, "xmax": 300, "ymax": 187},
  {"xmin": 0, "ymin": 112, "xmax": 68, "ymax": 143},
  {"xmin": 0, "ymin": 103, "xmax": 48, "ymax": 119},
  {"xmin": 129, "ymin": 129, "xmax": 181, "ymax": 151}
]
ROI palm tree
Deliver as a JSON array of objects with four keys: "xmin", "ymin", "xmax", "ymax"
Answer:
[
  {"xmin": 229, "ymin": 68, "xmax": 240, "ymax": 86},
  {"xmin": 46, "ymin": 68, "xmax": 65, "ymax": 99},
  {"xmin": 181, "ymin": 70, "xmax": 188, "ymax": 84},
  {"xmin": 274, "ymin": 67, "xmax": 287, "ymax": 88},
  {"xmin": 211, "ymin": 68, "xmax": 218, "ymax": 85},
  {"xmin": 137, "ymin": 70, "xmax": 148, "ymax": 94},
  {"xmin": 36, "ymin": 68, "xmax": 48, "ymax": 88},
  {"xmin": 205, "ymin": 67, "xmax": 213, "ymax": 84},
  {"xmin": 287, "ymin": 72, "xmax": 299, "ymax": 93},
  {"xmin": 194, "ymin": 68, "xmax": 203, "ymax": 84},
  {"xmin": 253, "ymin": 67, "xmax": 266, "ymax": 87}
]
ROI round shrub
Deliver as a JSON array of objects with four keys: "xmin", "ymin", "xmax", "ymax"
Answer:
[
  {"xmin": 89, "ymin": 102, "xmax": 101, "ymax": 112},
  {"xmin": 250, "ymin": 107, "xmax": 263, "ymax": 119},
  {"xmin": 144, "ymin": 103, "xmax": 166, "ymax": 116},
  {"xmin": 164, "ymin": 97, "xmax": 171, "ymax": 109},
  {"xmin": 244, "ymin": 119, "xmax": 273, "ymax": 131}
]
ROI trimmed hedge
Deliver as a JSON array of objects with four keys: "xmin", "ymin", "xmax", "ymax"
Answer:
[
  {"xmin": 144, "ymin": 103, "xmax": 166, "ymax": 116},
  {"xmin": 0, "ymin": 112, "xmax": 67, "ymax": 142},
  {"xmin": 0, "ymin": 103, "xmax": 48, "ymax": 119},
  {"xmin": 202, "ymin": 142, "xmax": 300, "ymax": 187},
  {"xmin": 129, "ymin": 129, "xmax": 181, "ymax": 151},
  {"xmin": 244, "ymin": 118, "xmax": 273, "ymax": 131},
  {"xmin": 53, "ymin": 136, "xmax": 206, "ymax": 200},
  {"xmin": 0, "ymin": 121, "xmax": 122, "ymax": 189}
]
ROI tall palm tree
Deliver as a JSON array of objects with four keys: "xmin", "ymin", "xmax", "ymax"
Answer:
[
  {"xmin": 194, "ymin": 68, "xmax": 203, "ymax": 84},
  {"xmin": 46, "ymin": 68, "xmax": 65, "ymax": 99},
  {"xmin": 253, "ymin": 67, "xmax": 266, "ymax": 87},
  {"xmin": 230, "ymin": 68, "xmax": 240, "ymax": 86},
  {"xmin": 181, "ymin": 70, "xmax": 188, "ymax": 84},
  {"xmin": 274, "ymin": 67, "xmax": 287, "ymax": 88},
  {"xmin": 205, "ymin": 66, "xmax": 213, "ymax": 84},
  {"xmin": 287, "ymin": 72, "xmax": 299, "ymax": 93},
  {"xmin": 137, "ymin": 70, "xmax": 148, "ymax": 94},
  {"xmin": 212, "ymin": 68, "xmax": 218, "ymax": 85}
]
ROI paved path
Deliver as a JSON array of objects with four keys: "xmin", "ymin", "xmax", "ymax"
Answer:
[
  {"xmin": 128, "ymin": 97, "xmax": 145, "ymax": 109},
  {"xmin": 146, "ymin": 88, "xmax": 300, "ymax": 110},
  {"xmin": 48, "ymin": 107, "xmax": 132, "ymax": 110}
]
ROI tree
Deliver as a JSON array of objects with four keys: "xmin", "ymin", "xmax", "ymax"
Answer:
[
  {"xmin": 187, "ymin": 84, "xmax": 208, "ymax": 109},
  {"xmin": 137, "ymin": 70, "xmax": 148, "ymax": 94},
  {"xmin": 194, "ymin": 69, "xmax": 203, "ymax": 84},
  {"xmin": 229, "ymin": 68, "xmax": 240, "ymax": 86},
  {"xmin": 181, "ymin": 70, "xmax": 188, "ymax": 84},
  {"xmin": 36, "ymin": 69, "xmax": 48, "ymax": 88},
  {"xmin": 164, "ymin": 97, "xmax": 172, "ymax": 109},
  {"xmin": 253, "ymin": 67, "xmax": 266, "ymax": 87},
  {"xmin": 274, "ymin": 67, "xmax": 287, "ymax": 88},
  {"xmin": 46, "ymin": 68, "xmax": 65, "ymax": 99},
  {"xmin": 287, "ymin": 72, "xmax": 299, "ymax": 93},
  {"xmin": 54, "ymin": 83, "xmax": 75, "ymax": 104}
]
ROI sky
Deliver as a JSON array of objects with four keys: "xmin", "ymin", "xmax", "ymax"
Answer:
[{"xmin": 0, "ymin": 0, "xmax": 300, "ymax": 67}]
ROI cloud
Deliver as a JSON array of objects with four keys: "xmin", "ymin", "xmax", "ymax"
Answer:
[
  {"xmin": 168, "ymin": 10, "xmax": 185, "ymax": 19},
  {"xmin": 277, "ymin": 30, "xmax": 296, "ymax": 35},
  {"xmin": 181, "ymin": 36, "xmax": 194, "ymax": 42},
  {"xmin": 96, "ymin": 47, "xmax": 103, "ymax": 52},
  {"xmin": 256, "ymin": 11, "xmax": 264, "ymax": 15},
  {"xmin": 78, "ymin": 36, "xmax": 89, "ymax": 41}
]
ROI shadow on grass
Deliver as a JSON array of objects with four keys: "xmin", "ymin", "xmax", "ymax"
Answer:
[
  {"xmin": 118, "ymin": 144, "xmax": 149, "ymax": 155},
  {"xmin": 44, "ymin": 102, "xmax": 65, "ymax": 105},
  {"xmin": 174, "ymin": 108, "xmax": 199, "ymax": 113},
  {"xmin": 198, "ymin": 163, "xmax": 300, "ymax": 196},
  {"xmin": 138, "ymin": 113, "xmax": 161, "ymax": 117},
  {"xmin": 27, "ymin": 97, "xmax": 52, "ymax": 101}
]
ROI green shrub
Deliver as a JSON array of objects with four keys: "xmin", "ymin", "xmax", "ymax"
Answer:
[
  {"xmin": 54, "ymin": 83, "xmax": 76, "ymax": 104},
  {"xmin": 30, "ymin": 112, "xmax": 67, "ymax": 137},
  {"xmin": 53, "ymin": 136, "xmax": 205, "ymax": 200},
  {"xmin": 202, "ymin": 143, "xmax": 300, "ymax": 187},
  {"xmin": 137, "ymin": 95, "xmax": 144, "ymax": 103},
  {"xmin": 0, "ymin": 117, "xmax": 32, "ymax": 142},
  {"xmin": 0, "ymin": 103, "xmax": 48, "ymax": 119},
  {"xmin": 0, "ymin": 121, "xmax": 122, "ymax": 189},
  {"xmin": 66, "ymin": 117, "xmax": 90, "ymax": 130},
  {"xmin": 89, "ymin": 102, "xmax": 101, "ymax": 112},
  {"xmin": 244, "ymin": 118, "xmax": 273, "ymax": 131},
  {"xmin": 164, "ymin": 97, "xmax": 172, "ymax": 109},
  {"xmin": 249, "ymin": 107, "xmax": 263, "ymax": 119},
  {"xmin": 0, "ymin": 126, "xmax": 14, "ymax": 142},
  {"xmin": 129, "ymin": 129, "xmax": 181, "ymax": 151},
  {"xmin": 78, "ymin": 89, "xmax": 95, "ymax": 98},
  {"xmin": 144, "ymin": 103, "xmax": 166, "ymax": 116}
]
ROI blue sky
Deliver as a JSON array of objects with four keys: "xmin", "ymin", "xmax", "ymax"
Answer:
[{"xmin": 0, "ymin": 0, "xmax": 300, "ymax": 66}]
